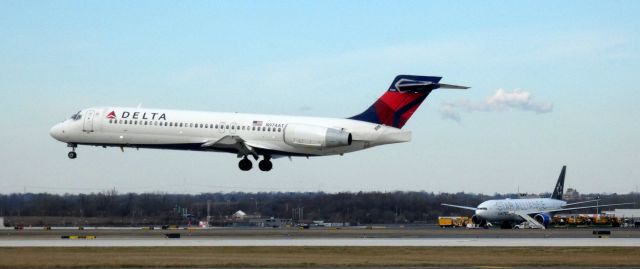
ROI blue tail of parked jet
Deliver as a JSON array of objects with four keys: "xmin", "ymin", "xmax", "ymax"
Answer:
[{"xmin": 551, "ymin": 166, "xmax": 567, "ymax": 200}]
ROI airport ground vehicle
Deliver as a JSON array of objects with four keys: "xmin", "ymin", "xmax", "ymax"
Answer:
[{"xmin": 438, "ymin": 216, "xmax": 470, "ymax": 228}]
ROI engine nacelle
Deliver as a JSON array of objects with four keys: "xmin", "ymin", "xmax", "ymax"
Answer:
[
  {"xmin": 471, "ymin": 215, "xmax": 487, "ymax": 227},
  {"xmin": 534, "ymin": 213, "xmax": 551, "ymax": 228},
  {"xmin": 283, "ymin": 124, "xmax": 352, "ymax": 149}
]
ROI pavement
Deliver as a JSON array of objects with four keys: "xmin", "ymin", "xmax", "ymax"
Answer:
[
  {"xmin": 2, "ymin": 226, "xmax": 640, "ymax": 247},
  {"xmin": 1, "ymin": 237, "xmax": 640, "ymax": 247}
]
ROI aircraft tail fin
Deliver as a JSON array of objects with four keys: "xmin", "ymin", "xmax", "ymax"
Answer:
[
  {"xmin": 551, "ymin": 165, "xmax": 567, "ymax": 200},
  {"xmin": 349, "ymin": 75, "xmax": 468, "ymax": 129}
]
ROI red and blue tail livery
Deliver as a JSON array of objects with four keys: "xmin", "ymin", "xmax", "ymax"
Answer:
[{"xmin": 349, "ymin": 75, "xmax": 468, "ymax": 129}]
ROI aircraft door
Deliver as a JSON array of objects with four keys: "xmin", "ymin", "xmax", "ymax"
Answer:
[{"xmin": 83, "ymin": 110, "xmax": 95, "ymax": 132}]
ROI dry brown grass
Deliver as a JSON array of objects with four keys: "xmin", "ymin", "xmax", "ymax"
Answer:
[{"xmin": 0, "ymin": 247, "xmax": 639, "ymax": 268}]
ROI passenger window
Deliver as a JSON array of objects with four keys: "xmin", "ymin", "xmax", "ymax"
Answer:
[
  {"xmin": 252, "ymin": 127, "xmax": 255, "ymax": 131},
  {"xmin": 205, "ymin": 124, "xmax": 209, "ymax": 128},
  {"xmin": 262, "ymin": 127, "xmax": 266, "ymax": 131},
  {"xmin": 215, "ymin": 124, "xmax": 218, "ymax": 129},
  {"xmin": 144, "ymin": 121, "xmax": 148, "ymax": 125},
  {"xmin": 277, "ymin": 128, "xmax": 281, "ymax": 132},
  {"xmin": 179, "ymin": 123, "xmax": 183, "ymax": 127},
  {"xmin": 268, "ymin": 127, "xmax": 271, "ymax": 132},
  {"xmin": 200, "ymin": 123, "xmax": 203, "ymax": 128},
  {"xmin": 226, "ymin": 125, "xmax": 229, "ymax": 129}
]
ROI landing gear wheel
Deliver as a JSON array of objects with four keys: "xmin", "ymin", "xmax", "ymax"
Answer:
[
  {"xmin": 68, "ymin": 151, "xmax": 77, "ymax": 159},
  {"xmin": 258, "ymin": 159, "xmax": 273, "ymax": 171},
  {"xmin": 238, "ymin": 158, "xmax": 252, "ymax": 171}
]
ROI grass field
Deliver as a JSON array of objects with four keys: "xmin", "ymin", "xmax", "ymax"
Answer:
[{"xmin": 1, "ymin": 247, "xmax": 639, "ymax": 268}]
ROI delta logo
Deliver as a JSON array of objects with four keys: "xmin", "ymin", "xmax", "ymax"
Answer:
[{"xmin": 105, "ymin": 110, "xmax": 167, "ymax": 121}]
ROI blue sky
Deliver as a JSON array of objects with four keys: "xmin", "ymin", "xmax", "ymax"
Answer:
[{"xmin": 1, "ymin": 1, "xmax": 639, "ymax": 194}]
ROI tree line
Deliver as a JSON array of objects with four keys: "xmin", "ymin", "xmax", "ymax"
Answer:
[{"xmin": 0, "ymin": 191, "xmax": 637, "ymax": 225}]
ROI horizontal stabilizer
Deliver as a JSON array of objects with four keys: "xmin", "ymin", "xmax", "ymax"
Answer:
[{"xmin": 438, "ymin": 83, "xmax": 470, "ymax": 89}]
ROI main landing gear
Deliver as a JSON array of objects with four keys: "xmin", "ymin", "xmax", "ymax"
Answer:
[
  {"xmin": 238, "ymin": 157, "xmax": 252, "ymax": 171},
  {"xmin": 238, "ymin": 156, "xmax": 272, "ymax": 172},
  {"xmin": 258, "ymin": 157, "xmax": 273, "ymax": 172},
  {"xmin": 67, "ymin": 143, "xmax": 77, "ymax": 159}
]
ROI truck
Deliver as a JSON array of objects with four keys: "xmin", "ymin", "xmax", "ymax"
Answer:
[{"xmin": 438, "ymin": 216, "xmax": 470, "ymax": 228}]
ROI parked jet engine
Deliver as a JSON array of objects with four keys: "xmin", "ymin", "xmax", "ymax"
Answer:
[{"xmin": 534, "ymin": 213, "xmax": 551, "ymax": 228}]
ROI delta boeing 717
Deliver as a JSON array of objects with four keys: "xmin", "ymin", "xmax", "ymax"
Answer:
[{"xmin": 50, "ymin": 75, "xmax": 467, "ymax": 171}]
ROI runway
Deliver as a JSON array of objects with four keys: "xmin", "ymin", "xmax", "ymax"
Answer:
[{"xmin": 2, "ymin": 237, "xmax": 640, "ymax": 247}]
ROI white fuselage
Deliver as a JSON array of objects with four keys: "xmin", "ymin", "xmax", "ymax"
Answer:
[
  {"xmin": 474, "ymin": 198, "xmax": 567, "ymax": 222},
  {"xmin": 49, "ymin": 107, "xmax": 412, "ymax": 157}
]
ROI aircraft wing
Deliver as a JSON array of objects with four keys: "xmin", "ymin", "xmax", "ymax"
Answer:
[
  {"xmin": 201, "ymin": 135, "xmax": 259, "ymax": 159},
  {"xmin": 565, "ymin": 199, "xmax": 600, "ymax": 206},
  {"xmin": 515, "ymin": 202, "xmax": 634, "ymax": 215},
  {"xmin": 441, "ymin": 203, "xmax": 478, "ymax": 211}
]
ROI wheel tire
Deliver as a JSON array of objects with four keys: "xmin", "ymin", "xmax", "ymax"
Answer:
[
  {"xmin": 68, "ymin": 152, "xmax": 77, "ymax": 159},
  {"xmin": 258, "ymin": 159, "xmax": 272, "ymax": 171},
  {"xmin": 238, "ymin": 158, "xmax": 252, "ymax": 171}
]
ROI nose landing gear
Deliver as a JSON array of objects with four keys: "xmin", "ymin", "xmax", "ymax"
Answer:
[{"xmin": 67, "ymin": 143, "xmax": 77, "ymax": 159}]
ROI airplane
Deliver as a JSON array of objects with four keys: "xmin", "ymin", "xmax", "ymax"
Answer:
[
  {"xmin": 50, "ymin": 75, "xmax": 468, "ymax": 171},
  {"xmin": 442, "ymin": 166, "xmax": 632, "ymax": 229}
]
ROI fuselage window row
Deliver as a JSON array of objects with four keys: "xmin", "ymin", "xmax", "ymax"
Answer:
[{"xmin": 108, "ymin": 119, "xmax": 282, "ymax": 132}]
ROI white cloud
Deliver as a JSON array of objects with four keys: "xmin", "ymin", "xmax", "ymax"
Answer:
[{"xmin": 440, "ymin": 89, "xmax": 553, "ymax": 122}]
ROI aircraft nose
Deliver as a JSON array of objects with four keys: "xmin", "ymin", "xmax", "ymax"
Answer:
[
  {"xmin": 475, "ymin": 208, "xmax": 487, "ymax": 218},
  {"xmin": 49, "ymin": 123, "xmax": 66, "ymax": 141}
]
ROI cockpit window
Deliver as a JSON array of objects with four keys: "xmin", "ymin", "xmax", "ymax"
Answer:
[
  {"xmin": 70, "ymin": 111, "xmax": 82, "ymax": 121},
  {"xmin": 477, "ymin": 207, "xmax": 488, "ymax": 210}
]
